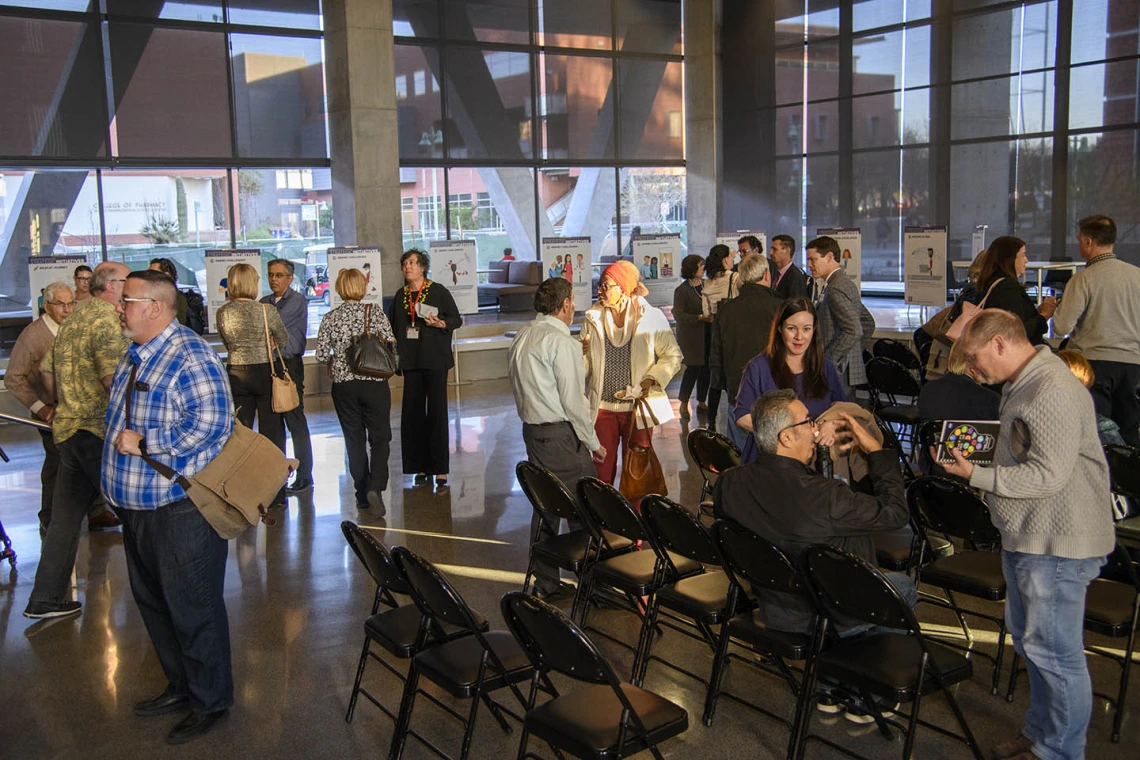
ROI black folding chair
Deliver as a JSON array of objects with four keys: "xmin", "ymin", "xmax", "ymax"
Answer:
[
  {"xmin": 873, "ymin": 338, "xmax": 922, "ymax": 374},
  {"xmin": 342, "ymin": 522, "xmax": 481, "ymax": 725},
  {"xmin": 792, "ymin": 544, "xmax": 983, "ymax": 760},
  {"xmin": 575, "ymin": 478, "xmax": 702, "ymax": 647},
  {"xmin": 865, "ymin": 357, "xmax": 922, "ymax": 453},
  {"xmin": 632, "ymin": 496, "xmax": 731, "ymax": 687},
  {"xmin": 873, "ymin": 413, "xmax": 916, "ymax": 481},
  {"xmin": 686, "ymin": 428, "xmax": 740, "ymax": 519},
  {"xmin": 704, "ymin": 520, "xmax": 812, "ymax": 745},
  {"xmin": 388, "ymin": 548, "xmax": 533, "ymax": 760},
  {"xmin": 515, "ymin": 461, "xmax": 633, "ymax": 619},
  {"xmin": 501, "ymin": 591, "xmax": 689, "ymax": 760},
  {"xmin": 1005, "ymin": 544, "xmax": 1139, "ymax": 742},
  {"xmin": 908, "ymin": 476, "xmax": 1008, "ymax": 694}
]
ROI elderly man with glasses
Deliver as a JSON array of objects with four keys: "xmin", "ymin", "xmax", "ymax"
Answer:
[{"xmin": 23, "ymin": 261, "xmax": 130, "ymax": 620}]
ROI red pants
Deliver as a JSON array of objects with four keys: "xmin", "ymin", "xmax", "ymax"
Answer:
[{"xmin": 593, "ymin": 409, "xmax": 653, "ymax": 486}]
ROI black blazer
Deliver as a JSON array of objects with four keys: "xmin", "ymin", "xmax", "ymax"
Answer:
[
  {"xmin": 981, "ymin": 275, "xmax": 1048, "ymax": 345},
  {"xmin": 771, "ymin": 262, "xmax": 811, "ymax": 301},
  {"xmin": 388, "ymin": 282, "xmax": 463, "ymax": 371},
  {"xmin": 709, "ymin": 282, "xmax": 781, "ymax": 400},
  {"xmin": 672, "ymin": 280, "xmax": 706, "ymax": 365}
]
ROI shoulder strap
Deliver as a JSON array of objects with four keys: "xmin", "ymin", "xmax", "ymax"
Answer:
[
  {"xmin": 364, "ymin": 303, "xmax": 373, "ymax": 336},
  {"xmin": 125, "ymin": 363, "xmax": 193, "ymax": 490},
  {"xmin": 978, "ymin": 277, "xmax": 1005, "ymax": 308}
]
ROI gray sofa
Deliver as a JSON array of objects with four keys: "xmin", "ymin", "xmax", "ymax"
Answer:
[{"xmin": 477, "ymin": 260, "xmax": 541, "ymax": 312}]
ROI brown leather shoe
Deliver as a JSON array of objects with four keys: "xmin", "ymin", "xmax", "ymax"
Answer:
[
  {"xmin": 991, "ymin": 735, "xmax": 1034, "ymax": 760},
  {"xmin": 88, "ymin": 511, "xmax": 121, "ymax": 531}
]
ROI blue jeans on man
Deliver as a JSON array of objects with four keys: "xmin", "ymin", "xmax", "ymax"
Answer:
[{"xmin": 1003, "ymin": 550, "xmax": 1105, "ymax": 760}]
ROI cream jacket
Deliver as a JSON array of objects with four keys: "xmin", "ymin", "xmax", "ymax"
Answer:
[{"xmin": 583, "ymin": 297, "xmax": 682, "ymax": 422}]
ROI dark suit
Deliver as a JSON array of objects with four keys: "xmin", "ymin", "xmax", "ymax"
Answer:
[
  {"xmin": 816, "ymin": 269, "xmax": 866, "ymax": 388},
  {"xmin": 709, "ymin": 282, "xmax": 781, "ymax": 403},
  {"xmin": 770, "ymin": 261, "xmax": 810, "ymax": 301}
]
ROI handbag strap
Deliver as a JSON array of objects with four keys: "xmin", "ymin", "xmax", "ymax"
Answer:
[
  {"xmin": 625, "ymin": 396, "xmax": 652, "ymax": 439},
  {"xmin": 363, "ymin": 303, "xmax": 373, "ymax": 337},
  {"xmin": 125, "ymin": 363, "xmax": 193, "ymax": 490},
  {"xmin": 262, "ymin": 304, "xmax": 291, "ymax": 381},
  {"xmin": 977, "ymin": 277, "xmax": 1004, "ymax": 309}
]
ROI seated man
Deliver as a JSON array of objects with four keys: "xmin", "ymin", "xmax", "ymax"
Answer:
[{"xmin": 713, "ymin": 388, "xmax": 916, "ymax": 719}]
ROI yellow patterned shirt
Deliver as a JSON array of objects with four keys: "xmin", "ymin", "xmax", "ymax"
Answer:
[{"xmin": 41, "ymin": 297, "xmax": 129, "ymax": 443}]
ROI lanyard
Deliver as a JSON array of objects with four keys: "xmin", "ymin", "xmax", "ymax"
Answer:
[{"xmin": 409, "ymin": 286, "xmax": 423, "ymax": 326}]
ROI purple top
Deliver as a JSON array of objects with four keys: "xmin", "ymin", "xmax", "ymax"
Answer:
[{"xmin": 733, "ymin": 354, "xmax": 847, "ymax": 463}]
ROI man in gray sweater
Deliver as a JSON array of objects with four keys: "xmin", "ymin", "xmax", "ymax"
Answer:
[
  {"xmin": 940, "ymin": 310, "xmax": 1114, "ymax": 760},
  {"xmin": 1053, "ymin": 214, "xmax": 1140, "ymax": 445}
]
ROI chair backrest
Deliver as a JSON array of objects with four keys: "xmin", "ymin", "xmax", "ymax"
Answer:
[
  {"xmin": 874, "ymin": 415, "xmax": 904, "ymax": 453},
  {"xmin": 392, "ymin": 546, "xmax": 483, "ymax": 632},
  {"xmin": 501, "ymin": 591, "xmax": 616, "ymax": 685},
  {"xmin": 643, "ymin": 495, "xmax": 721, "ymax": 566},
  {"xmin": 801, "ymin": 544, "xmax": 919, "ymax": 634},
  {"xmin": 917, "ymin": 420, "xmax": 941, "ymax": 453},
  {"xmin": 516, "ymin": 460, "xmax": 583, "ymax": 527},
  {"xmin": 342, "ymin": 520, "xmax": 412, "ymax": 596},
  {"xmin": 686, "ymin": 429, "xmax": 741, "ymax": 481},
  {"xmin": 578, "ymin": 477, "xmax": 648, "ymax": 544},
  {"xmin": 866, "ymin": 356, "xmax": 922, "ymax": 398},
  {"xmin": 1105, "ymin": 444, "xmax": 1140, "ymax": 502},
  {"xmin": 907, "ymin": 476, "xmax": 1002, "ymax": 544},
  {"xmin": 873, "ymin": 338, "xmax": 922, "ymax": 372},
  {"xmin": 712, "ymin": 519, "xmax": 803, "ymax": 595}
]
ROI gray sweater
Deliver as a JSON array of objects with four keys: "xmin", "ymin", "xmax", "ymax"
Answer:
[
  {"xmin": 1053, "ymin": 254, "xmax": 1140, "ymax": 364},
  {"xmin": 969, "ymin": 346, "xmax": 1115, "ymax": 559}
]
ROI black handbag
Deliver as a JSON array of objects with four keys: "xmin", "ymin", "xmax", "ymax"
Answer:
[{"xmin": 347, "ymin": 304, "xmax": 399, "ymax": 378}]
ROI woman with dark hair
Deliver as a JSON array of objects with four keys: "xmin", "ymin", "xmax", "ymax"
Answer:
[
  {"xmin": 732, "ymin": 297, "xmax": 847, "ymax": 462},
  {"xmin": 389, "ymin": 249, "xmax": 463, "ymax": 490},
  {"xmin": 975, "ymin": 235, "xmax": 1057, "ymax": 345},
  {"xmin": 673, "ymin": 253, "xmax": 711, "ymax": 421},
  {"xmin": 701, "ymin": 244, "xmax": 738, "ymax": 316}
]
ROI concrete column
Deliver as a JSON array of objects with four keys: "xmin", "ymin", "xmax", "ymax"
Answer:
[
  {"xmin": 324, "ymin": 0, "xmax": 403, "ymax": 291},
  {"xmin": 684, "ymin": 0, "xmax": 722, "ymax": 257}
]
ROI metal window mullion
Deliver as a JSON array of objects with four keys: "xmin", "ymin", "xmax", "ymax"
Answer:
[
  {"xmin": 1051, "ymin": 0, "xmax": 1074, "ymax": 260},
  {"xmin": 838, "ymin": 0, "xmax": 854, "ymax": 228},
  {"xmin": 95, "ymin": 167, "xmax": 108, "ymax": 262}
]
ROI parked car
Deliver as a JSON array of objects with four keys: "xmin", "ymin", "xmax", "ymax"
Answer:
[{"xmin": 305, "ymin": 264, "xmax": 330, "ymax": 305}]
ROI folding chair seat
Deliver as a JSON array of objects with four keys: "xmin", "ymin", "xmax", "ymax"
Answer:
[
  {"xmin": 703, "ymin": 520, "xmax": 813, "ymax": 741},
  {"xmin": 686, "ymin": 428, "xmax": 740, "ymax": 518},
  {"xmin": 340, "ymin": 522, "xmax": 481, "ymax": 725},
  {"xmin": 501, "ymin": 591, "xmax": 689, "ymax": 760},
  {"xmin": 792, "ymin": 544, "xmax": 983, "ymax": 760},
  {"xmin": 387, "ymin": 548, "xmax": 533, "ymax": 760},
  {"xmin": 866, "ymin": 357, "xmax": 922, "ymax": 451},
  {"xmin": 630, "ymin": 496, "xmax": 732, "ymax": 687},
  {"xmin": 908, "ymin": 476, "xmax": 1008, "ymax": 694}
]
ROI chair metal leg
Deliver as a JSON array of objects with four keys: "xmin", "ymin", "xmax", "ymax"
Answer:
[
  {"xmin": 458, "ymin": 686, "xmax": 486, "ymax": 760},
  {"xmin": 514, "ymin": 727, "xmax": 531, "ymax": 760},
  {"xmin": 345, "ymin": 635, "xmax": 371, "ymax": 722},
  {"xmin": 941, "ymin": 678, "xmax": 985, "ymax": 760},
  {"xmin": 992, "ymin": 619, "xmax": 1008, "ymax": 695},
  {"xmin": 702, "ymin": 621, "xmax": 733, "ymax": 726},
  {"xmin": 631, "ymin": 596, "xmax": 660, "ymax": 686},
  {"xmin": 1006, "ymin": 651, "xmax": 1022, "ymax": 703},
  {"xmin": 901, "ymin": 686, "xmax": 923, "ymax": 756},
  {"xmin": 1112, "ymin": 625, "xmax": 1136, "ymax": 742},
  {"xmin": 387, "ymin": 661, "xmax": 421, "ymax": 760}
]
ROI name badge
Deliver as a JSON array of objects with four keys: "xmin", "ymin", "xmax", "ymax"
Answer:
[{"xmin": 407, "ymin": 327, "xmax": 420, "ymax": 340}]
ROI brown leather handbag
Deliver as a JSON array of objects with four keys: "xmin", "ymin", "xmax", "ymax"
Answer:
[{"xmin": 619, "ymin": 398, "xmax": 668, "ymax": 503}]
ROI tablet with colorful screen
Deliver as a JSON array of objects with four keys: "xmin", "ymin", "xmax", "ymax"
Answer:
[{"xmin": 936, "ymin": 420, "xmax": 1001, "ymax": 465}]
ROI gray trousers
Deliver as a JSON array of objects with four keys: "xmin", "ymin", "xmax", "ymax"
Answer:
[{"xmin": 521, "ymin": 421, "xmax": 595, "ymax": 592}]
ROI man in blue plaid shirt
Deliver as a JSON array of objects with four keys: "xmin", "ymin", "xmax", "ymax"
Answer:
[{"xmin": 102, "ymin": 269, "xmax": 234, "ymax": 746}]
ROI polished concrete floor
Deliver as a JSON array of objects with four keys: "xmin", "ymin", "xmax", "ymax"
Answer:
[{"xmin": 0, "ymin": 379, "xmax": 1133, "ymax": 759}]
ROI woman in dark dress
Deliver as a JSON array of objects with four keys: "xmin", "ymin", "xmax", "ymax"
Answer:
[
  {"xmin": 976, "ymin": 236, "xmax": 1058, "ymax": 346},
  {"xmin": 389, "ymin": 249, "xmax": 463, "ymax": 490},
  {"xmin": 672, "ymin": 254, "xmax": 710, "ymax": 421}
]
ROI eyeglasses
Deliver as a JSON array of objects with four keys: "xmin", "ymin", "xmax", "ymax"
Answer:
[
  {"xmin": 74, "ymin": 276, "xmax": 92, "ymax": 282},
  {"xmin": 119, "ymin": 297, "xmax": 157, "ymax": 305},
  {"xmin": 779, "ymin": 416, "xmax": 817, "ymax": 437},
  {"xmin": 598, "ymin": 282, "xmax": 620, "ymax": 292},
  {"xmin": 267, "ymin": 272, "xmax": 291, "ymax": 279}
]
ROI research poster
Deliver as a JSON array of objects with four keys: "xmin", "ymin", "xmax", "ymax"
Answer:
[
  {"xmin": 903, "ymin": 226, "xmax": 948, "ymax": 307},
  {"xmin": 817, "ymin": 227, "xmax": 862, "ymax": 287},
  {"xmin": 630, "ymin": 233, "xmax": 681, "ymax": 307},
  {"xmin": 327, "ymin": 246, "xmax": 383, "ymax": 309},
  {"xmin": 429, "ymin": 239, "xmax": 478, "ymax": 314},
  {"xmin": 971, "ymin": 226, "xmax": 987, "ymax": 258},
  {"xmin": 205, "ymin": 249, "xmax": 262, "ymax": 332},
  {"xmin": 541, "ymin": 236, "xmax": 592, "ymax": 306},
  {"xmin": 715, "ymin": 230, "xmax": 767, "ymax": 268},
  {"xmin": 28, "ymin": 255, "xmax": 89, "ymax": 315}
]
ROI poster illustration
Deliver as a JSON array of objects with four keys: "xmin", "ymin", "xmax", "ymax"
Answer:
[
  {"xmin": 327, "ymin": 246, "xmax": 383, "ymax": 309},
  {"xmin": 28, "ymin": 255, "xmax": 88, "ymax": 316},
  {"xmin": 817, "ymin": 228, "xmax": 862, "ymax": 287},
  {"xmin": 630, "ymin": 233, "xmax": 682, "ymax": 307},
  {"xmin": 204, "ymin": 249, "xmax": 262, "ymax": 332},
  {"xmin": 541, "ymin": 237, "xmax": 592, "ymax": 307},
  {"xmin": 429, "ymin": 239, "xmax": 478, "ymax": 314},
  {"xmin": 903, "ymin": 226, "xmax": 948, "ymax": 307},
  {"xmin": 715, "ymin": 230, "xmax": 767, "ymax": 269}
]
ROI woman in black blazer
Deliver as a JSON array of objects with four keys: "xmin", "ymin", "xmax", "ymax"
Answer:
[
  {"xmin": 976, "ymin": 236, "xmax": 1058, "ymax": 345},
  {"xmin": 389, "ymin": 249, "xmax": 463, "ymax": 489},
  {"xmin": 672, "ymin": 254, "xmax": 711, "ymax": 421}
]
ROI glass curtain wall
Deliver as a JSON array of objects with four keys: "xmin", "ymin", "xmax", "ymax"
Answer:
[
  {"xmin": 394, "ymin": 0, "xmax": 686, "ymax": 286},
  {"xmin": 0, "ymin": 2, "xmax": 330, "ymax": 328}
]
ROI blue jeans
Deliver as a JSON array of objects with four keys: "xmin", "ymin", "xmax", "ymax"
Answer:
[
  {"xmin": 116, "ymin": 499, "xmax": 233, "ymax": 714},
  {"xmin": 1003, "ymin": 550, "xmax": 1105, "ymax": 760}
]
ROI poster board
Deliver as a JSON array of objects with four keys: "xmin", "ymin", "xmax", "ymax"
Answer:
[
  {"xmin": 903, "ymin": 226, "xmax": 948, "ymax": 307},
  {"xmin": 327, "ymin": 246, "xmax": 383, "ymax": 309},
  {"xmin": 630, "ymin": 233, "xmax": 681, "ymax": 307},
  {"xmin": 817, "ymin": 228, "xmax": 862, "ymax": 287},
  {"xmin": 205, "ymin": 249, "xmax": 262, "ymax": 332},
  {"xmin": 971, "ymin": 226, "xmax": 987, "ymax": 259},
  {"xmin": 541, "ymin": 237, "xmax": 592, "ymax": 307},
  {"xmin": 716, "ymin": 230, "xmax": 767, "ymax": 269},
  {"xmin": 28, "ymin": 255, "xmax": 88, "ymax": 315},
  {"xmin": 429, "ymin": 239, "xmax": 478, "ymax": 314}
]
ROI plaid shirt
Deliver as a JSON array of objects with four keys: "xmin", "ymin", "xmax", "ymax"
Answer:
[{"xmin": 102, "ymin": 321, "xmax": 233, "ymax": 510}]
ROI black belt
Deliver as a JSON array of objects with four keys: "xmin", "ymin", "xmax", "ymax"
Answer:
[{"xmin": 524, "ymin": 420, "xmax": 572, "ymax": 428}]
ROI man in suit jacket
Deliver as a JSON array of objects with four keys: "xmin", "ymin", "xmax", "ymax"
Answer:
[
  {"xmin": 709, "ymin": 253, "xmax": 782, "ymax": 450},
  {"xmin": 807, "ymin": 235, "xmax": 866, "ymax": 393},
  {"xmin": 769, "ymin": 234, "xmax": 811, "ymax": 300}
]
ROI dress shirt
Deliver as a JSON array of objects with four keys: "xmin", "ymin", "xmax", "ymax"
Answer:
[
  {"xmin": 260, "ymin": 287, "xmax": 308, "ymax": 356},
  {"xmin": 4, "ymin": 315, "xmax": 58, "ymax": 415},
  {"xmin": 508, "ymin": 314, "xmax": 601, "ymax": 451},
  {"xmin": 102, "ymin": 320, "xmax": 233, "ymax": 510}
]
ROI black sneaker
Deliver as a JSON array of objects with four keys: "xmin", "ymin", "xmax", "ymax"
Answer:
[
  {"xmin": 366, "ymin": 489, "xmax": 386, "ymax": 516},
  {"xmin": 24, "ymin": 600, "xmax": 82, "ymax": 619},
  {"xmin": 285, "ymin": 478, "xmax": 313, "ymax": 494}
]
